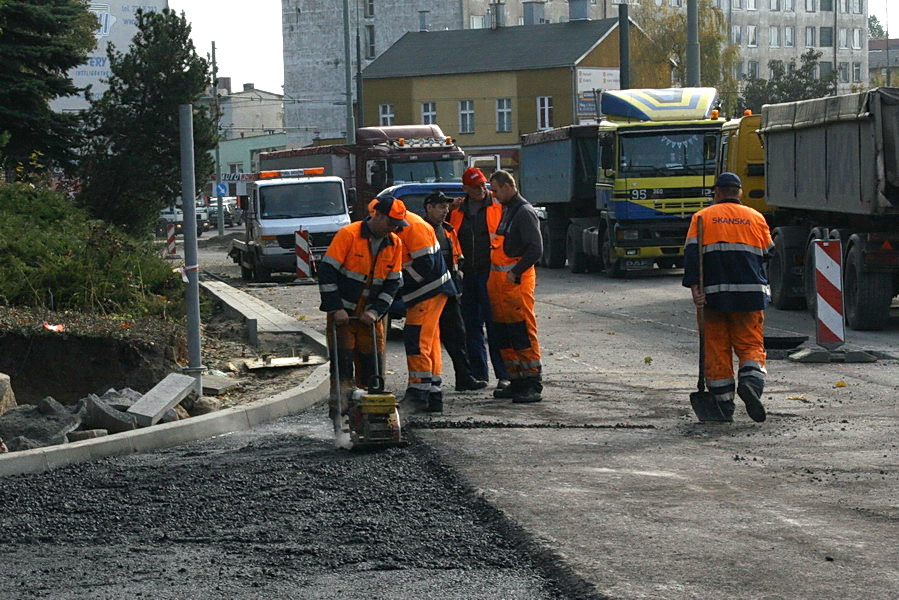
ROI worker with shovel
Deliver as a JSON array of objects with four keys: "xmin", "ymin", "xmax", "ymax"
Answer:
[{"xmin": 683, "ymin": 172, "xmax": 773, "ymax": 423}]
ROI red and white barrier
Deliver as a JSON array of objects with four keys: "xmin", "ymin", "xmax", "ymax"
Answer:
[
  {"xmin": 814, "ymin": 240, "xmax": 844, "ymax": 349},
  {"xmin": 295, "ymin": 228, "xmax": 314, "ymax": 281},
  {"xmin": 165, "ymin": 224, "xmax": 177, "ymax": 256}
]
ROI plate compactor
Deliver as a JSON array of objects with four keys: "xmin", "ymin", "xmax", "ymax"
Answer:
[{"xmin": 331, "ymin": 319, "xmax": 403, "ymax": 449}]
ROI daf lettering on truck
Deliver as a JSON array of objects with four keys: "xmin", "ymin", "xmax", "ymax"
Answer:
[{"xmin": 228, "ymin": 167, "xmax": 351, "ymax": 282}]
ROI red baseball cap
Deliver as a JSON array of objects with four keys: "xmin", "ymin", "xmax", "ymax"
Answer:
[{"xmin": 462, "ymin": 167, "xmax": 487, "ymax": 187}]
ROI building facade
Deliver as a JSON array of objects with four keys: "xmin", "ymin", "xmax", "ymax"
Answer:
[
  {"xmin": 213, "ymin": 80, "xmax": 285, "ymax": 142},
  {"xmin": 868, "ymin": 38, "xmax": 899, "ymax": 86},
  {"xmin": 713, "ymin": 0, "xmax": 869, "ymax": 93},
  {"xmin": 281, "ymin": 0, "xmax": 623, "ymax": 148}
]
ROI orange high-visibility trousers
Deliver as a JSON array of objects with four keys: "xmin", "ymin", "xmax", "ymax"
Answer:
[
  {"xmin": 326, "ymin": 314, "xmax": 386, "ymax": 403},
  {"xmin": 487, "ymin": 266, "xmax": 541, "ymax": 381},
  {"xmin": 703, "ymin": 309, "xmax": 766, "ymax": 396},
  {"xmin": 404, "ymin": 294, "xmax": 448, "ymax": 391}
]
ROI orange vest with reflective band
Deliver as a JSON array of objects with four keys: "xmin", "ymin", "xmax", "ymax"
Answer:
[{"xmin": 448, "ymin": 197, "xmax": 502, "ymax": 235}]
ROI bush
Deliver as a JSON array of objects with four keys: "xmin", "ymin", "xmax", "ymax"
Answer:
[{"xmin": 0, "ymin": 183, "xmax": 182, "ymax": 316}]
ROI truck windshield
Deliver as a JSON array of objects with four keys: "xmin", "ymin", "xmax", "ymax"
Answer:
[
  {"xmin": 258, "ymin": 181, "xmax": 345, "ymax": 219},
  {"xmin": 390, "ymin": 159, "xmax": 464, "ymax": 184},
  {"xmin": 619, "ymin": 131, "xmax": 718, "ymax": 178}
]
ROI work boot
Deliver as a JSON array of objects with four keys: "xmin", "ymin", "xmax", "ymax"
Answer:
[
  {"xmin": 456, "ymin": 376, "xmax": 488, "ymax": 392},
  {"xmin": 402, "ymin": 387, "xmax": 430, "ymax": 412},
  {"xmin": 512, "ymin": 378, "xmax": 543, "ymax": 404},
  {"xmin": 717, "ymin": 400, "xmax": 735, "ymax": 422},
  {"xmin": 427, "ymin": 387, "xmax": 444, "ymax": 413},
  {"xmin": 493, "ymin": 379, "xmax": 514, "ymax": 399},
  {"xmin": 737, "ymin": 380, "xmax": 766, "ymax": 422}
]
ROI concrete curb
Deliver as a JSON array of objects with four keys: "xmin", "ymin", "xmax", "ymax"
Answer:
[{"xmin": 0, "ymin": 283, "xmax": 331, "ymax": 479}]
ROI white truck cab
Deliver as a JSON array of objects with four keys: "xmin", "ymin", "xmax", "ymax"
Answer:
[{"xmin": 229, "ymin": 168, "xmax": 351, "ymax": 281}]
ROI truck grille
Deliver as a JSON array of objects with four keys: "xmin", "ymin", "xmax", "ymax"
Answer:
[{"xmin": 276, "ymin": 231, "xmax": 338, "ymax": 250}]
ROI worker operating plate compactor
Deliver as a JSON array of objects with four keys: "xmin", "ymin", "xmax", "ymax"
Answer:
[{"xmin": 330, "ymin": 319, "xmax": 403, "ymax": 450}]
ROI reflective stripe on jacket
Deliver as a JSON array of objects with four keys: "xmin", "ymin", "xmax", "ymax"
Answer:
[
  {"xmin": 439, "ymin": 221, "xmax": 463, "ymax": 273},
  {"xmin": 396, "ymin": 211, "xmax": 456, "ymax": 306},
  {"xmin": 318, "ymin": 220, "xmax": 403, "ymax": 317},
  {"xmin": 682, "ymin": 200, "xmax": 773, "ymax": 312}
]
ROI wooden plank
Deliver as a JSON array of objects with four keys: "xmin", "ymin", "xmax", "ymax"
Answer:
[{"xmin": 244, "ymin": 355, "xmax": 327, "ymax": 370}]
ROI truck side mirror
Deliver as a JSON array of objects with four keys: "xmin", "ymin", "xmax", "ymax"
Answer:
[{"xmin": 346, "ymin": 188, "xmax": 356, "ymax": 212}]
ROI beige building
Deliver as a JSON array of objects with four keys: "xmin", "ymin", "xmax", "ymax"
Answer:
[{"xmin": 361, "ymin": 18, "xmax": 667, "ymax": 171}]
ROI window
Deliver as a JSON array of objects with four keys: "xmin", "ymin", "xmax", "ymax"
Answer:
[
  {"xmin": 748, "ymin": 60, "xmax": 759, "ymax": 79},
  {"xmin": 733, "ymin": 0, "xmax": 743, "ymax": 8},
  {"xmin": 421, "ymin": 102, "xmax": 436, "ymax": 125},
  {"xmin": 784, "ymin": 0, "xmax": 794, "ymax": 9},
  {"xmin": 496, "ymin": 98, "xmax": 512, "ymax": 133},
  {"xmin": 785, "ymin": 26, "xmax": 795, "ymax": 47},
  {"xmin": 805, "ymin": 26, "xmax": 816, "ymax": 47},
  {"xmin": 851, "ymin": 0, "xmax": 862, "ymax": 13},
  {"xmin": 820, "ymin": 0, "xmax": 833, "ymax": 10},
  {"xmin": 770, "ymin": 26, "xmax": 780, "ymax": 47},
  {"xmin": 747, "ymin": 25, "xmax": 758, "ymax": 47},
  {"xmin": 787, "ymin": 61, "xmax": 797, "ymax": 75},
  {"xmin": 852, "ymin": 61, "xmax": 862, "ymax": 82},
  {"xmin": 770, "ymin": 0, "xmax": 781, "ymax": 10},
  {"xmin": 537, "ymin": 96, "xmax": 553, "ymax": 130},
  {"xmin": 839, "ymin": 28, "xmax": 848, "ymax": 48},
  {"xmin": 470, "ymin": 15, "xmax": 486, "ymax": 29},
  {"xmin": 819, "ymin": 61, "xmax": 833, "ymax": 79},
  {"xmin": 364, "ymin": 0, "xmax": 374, "ymax": 18},
  {"xmin": 820, "ymin": 26, "xmax": 833, "ymax": 47},
  {"xmin": 805, "ymin": 0, "xmax": 816, "ymax": 11},
  {"xmin": 379, "ymin": 104, "xmax": 394, "ymax": 126},
  {"xmin": 839, "ymin": 62, "xmax": 849, "ymax": 83},
  {"xmin": 732, "ymin": 25, "xmax": 742, "ymax": 45},
  {"xmin": 747, "ymin": 0, "xmax": 757, "ymax": 9},
  {"xmin": 838, "ymin": 0, "xmax": 848, "ymax": 11},
  {"xmin": 852, "ymin": 28, "xmax": 862, "ymax": 49},
  {"xmin": 735, "ymin": 61, "xmax": 745, "ymax": 79},
  {"xmin": 365, "ymin": 25, "xmax": 375, "ymax": 58},
  {"xmin": 670, "ymin": 0, "xmax": 683, "ymax": 6},
  {"xmin": 459, "ymin": 100, "xmax": 474, "ymax": 134}
]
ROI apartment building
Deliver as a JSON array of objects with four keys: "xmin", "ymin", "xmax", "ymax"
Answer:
[
  {"xmin": 281, "ymin": 0, "xmax": 622, "ymax": 148},
  {"xmin": 713, "ymin": 0, "xmax": 869, "ymax": 93}
]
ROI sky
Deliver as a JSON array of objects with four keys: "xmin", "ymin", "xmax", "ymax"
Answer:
[
  {"xmin": 164, "ymin": 0, "xmax": 897, "ymax": 98},
  {"xmin": 167, "ymin": 0, "xmax": 284, "ymax": 94}
]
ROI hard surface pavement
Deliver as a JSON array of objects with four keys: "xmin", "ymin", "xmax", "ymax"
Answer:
[{"xmin": 0, "ymin": 239, "xmax": 895, "ymax": 600}]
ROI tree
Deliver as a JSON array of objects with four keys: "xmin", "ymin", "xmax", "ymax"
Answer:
[
  {"xmin": 869, "ymin": 15, "xmax": 887, "ymax": 40},
  {"xmin": 631, "ymin": 0, "xmax": 741, "ymax": 114},
  {"xmin": 0, "ymin": 0, "xmax": 97, "ymax": 178},
  {"xmin": 78, "ymin": 8, "xmax": 215, "ymax": 235},
  {"xmin": 739, "ymin": 49, "xmax": 837, "ymax": 114}
]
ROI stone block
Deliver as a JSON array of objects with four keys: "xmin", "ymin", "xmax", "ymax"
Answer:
[
  {"xmin": 190, "ymin": 396, "xmax": 221, "ymax": 416},
  {"xmin": 37, "ymin": 396, "xmax": 67, "ymax": 416},
  {"xmin": 0, "ymin": 373, "xmax": 17, "ymax": 416},
  {"xmin": 83, "ymin": 394, "xmax": 136, "ymax": 434},
  {"xmin": 126, "ymin": 373, "xmax": 197, "ymax": 427},
  {"xmin": 0, "ymin": 404, "xmax": 81, "ymax": 448},
  {"xmin": 67, "ymin": 429, "xmax": 109, "ymax": 442}
]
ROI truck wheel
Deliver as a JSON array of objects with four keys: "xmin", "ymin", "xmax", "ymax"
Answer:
[
  {"xmin": 769, "ymin": 227, "xmax": 806, "ymax": 310},
  {"xmin": 844, "ymin": 242, "xmax": 892, "ymax": 331},
  {"xmin": 240, "ymin": 264, "xmax": 253, "ymax": 280},
  {"xmin": 600, "ymin": 226, "xmax": 623, "ymax": 278},
  {"xmin": 541, "ymin": 214, "xmax": 568, "ymax": 269},
  {"xmin": 566, "ymin": 225, "xmax": 588, "ymax": 273}
]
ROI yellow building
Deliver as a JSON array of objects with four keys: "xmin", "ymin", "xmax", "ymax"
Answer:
[{"xmin": 361, "ymin": 18, "xmax": 669, "ymax": 172}]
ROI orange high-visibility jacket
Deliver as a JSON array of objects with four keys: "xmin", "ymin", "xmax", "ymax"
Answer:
[
  {"xmin": 318, "ymin": 220, "xmax": 403, "ymax": 317},
  {"xmin": 395, "ymin": 212, "xmax": 456, "ymax": 306}
]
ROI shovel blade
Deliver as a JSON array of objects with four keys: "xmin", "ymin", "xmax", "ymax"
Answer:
[{"xmin": 690, "ymin": 390, "xmax": 732, "ymax": 422}]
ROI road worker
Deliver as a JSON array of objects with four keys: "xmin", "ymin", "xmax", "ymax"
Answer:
[
  {"xmin": 450, "ymin": 167, "xmax": 512, "ymax": 397},
  {"xmin": 422, "ymin": 191, "xmax": 488, "ymax": 392},
  {"xmin": 683, "ymin": 172, "xmax": 773, "ymax": 423},
  {"xmin": 318, "ymin": 197, "xmax": 407, "ymax": 423},
  {"xmin": 392, "ymin": 197, "xmax": 457, "ymax": 413},
  {"xmin": 487, "ymin": 170, "xmax": 544, "ymax": 403}
]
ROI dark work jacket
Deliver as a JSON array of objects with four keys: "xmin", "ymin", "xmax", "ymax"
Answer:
[{"xmin": 494, "ymin": 194, "xmax": 543, "ymax": 278}]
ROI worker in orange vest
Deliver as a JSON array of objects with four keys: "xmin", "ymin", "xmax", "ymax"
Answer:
[{"xmin": 487, "ymin": 170, "xmax": 544, "ymax": 403}]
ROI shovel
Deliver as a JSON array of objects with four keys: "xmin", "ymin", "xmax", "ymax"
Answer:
[{"xmin": 689, "ymin": 216, "xmax": 731, "ymax": 423}]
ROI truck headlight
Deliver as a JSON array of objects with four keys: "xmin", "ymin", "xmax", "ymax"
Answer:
[
  {"xmin": 618, "ymin": 229, "xmax": 639, "ymax": 241},
  {"xmin": 259, "ymin": 235, "xmax": 280, "ymax": 248}
]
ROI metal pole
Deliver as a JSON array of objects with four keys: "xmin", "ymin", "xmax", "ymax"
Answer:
[
  {"xmin": 343, "ymin": 0, "xmax": 356, "ymax": 144},
  {"xmin": 212, "ymin": 42, "xmax": 224, "ymax": 236},
  {"xmin": 356, "ymin": 13, "xmax": 365, "ymax": 126},
  {"xmin": 886, "ymin": 2, "xmax": 891, "ymax": 86},
  {"xmin": 618, "ymin": 3, "xmax": 630, "ymax": 90},
  {"xmin": 686, "ymin": 0, "xmax": 700, "ymax": 87},
  {"xmin": 179, "ymin": 104, "xmax": 204, "ymax": 397}
]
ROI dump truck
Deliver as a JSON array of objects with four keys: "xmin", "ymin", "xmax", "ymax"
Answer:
[
  {"xmin": 259, "ymin": 125, "xmax": 465, "ymax": 221},
  {"xmin": 519, "ymin": 88, "xmax": 723, "ymax": 276},
  {"xmin": 756, "ymin": 87, "xmax": 899, "ymax": 330},
  {"xmin": 228, "ymin": 167, "xmax": 351, "ymax": 282}
]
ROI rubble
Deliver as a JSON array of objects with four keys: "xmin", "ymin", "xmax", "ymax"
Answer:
[{"xmin": 0, "ymin": 372, "xmax": 16, "ymax": 416}]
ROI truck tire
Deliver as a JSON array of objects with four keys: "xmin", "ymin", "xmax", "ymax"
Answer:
[
  {"xmin": 769, "ymin": 226, "xmax": 807, "ymax": 310},
  {"xmin": 566, "ymin": 224, "xmax": 588, "ymax": 273},
  {"xmin": 844, "ymin": 241, "xmax": 893, "ymax": 331},
  {"xmin": 240, "ymin": 264, "xmax": 253, "ymax": 280},
  {"xmin": 600, "ymin": 225, "xmax": 624, "ymax": 278},
  {"xmin": 540, "ymin": 212, "xmax": 568, "ymax": 269}
]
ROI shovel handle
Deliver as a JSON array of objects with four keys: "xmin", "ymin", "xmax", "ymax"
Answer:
[{"xmin": 696, "ymin": 215, "xmax": 706, "ymax": 393}]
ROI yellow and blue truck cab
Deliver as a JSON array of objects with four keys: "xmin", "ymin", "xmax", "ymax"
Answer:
[
  {"xmin": 520, "ymin": 87, "xmax": 724, "ymax": 276},
  {"xmin": 718, "ymin": 112, "xmax": 769, "ymax": 215}
]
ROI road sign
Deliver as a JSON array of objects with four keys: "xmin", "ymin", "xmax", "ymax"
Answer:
[
  {"xmin": 215, "ymin": 183, "xmax": 228, "ymax": 196},
  {"xmin": 814, "ymin": 240, "xmax": 844, "ymax": 350}
]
